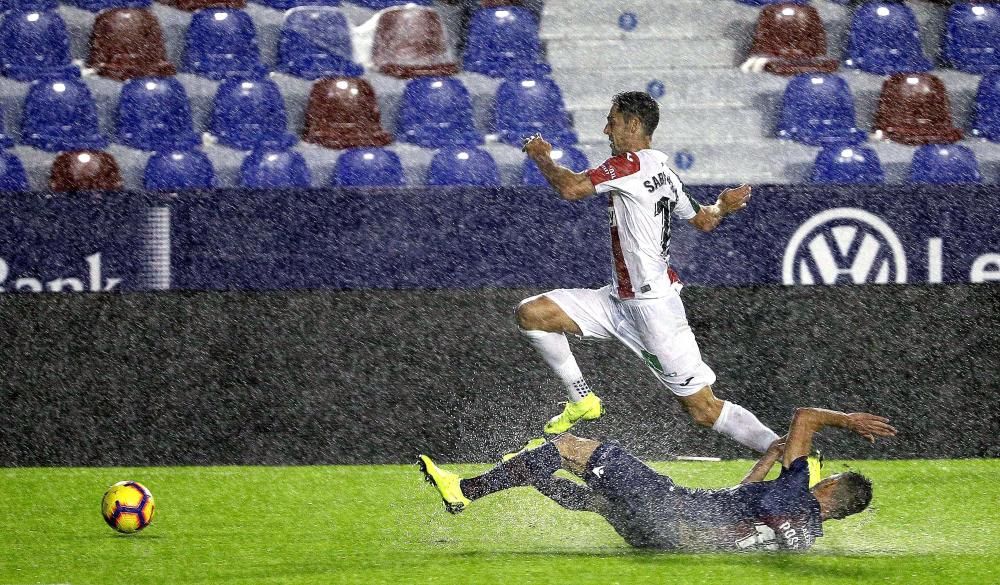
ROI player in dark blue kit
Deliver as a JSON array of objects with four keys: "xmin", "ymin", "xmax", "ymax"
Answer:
[{"xmin": 418, "ymin": 407, "xmax": 896, "ymax": 551}]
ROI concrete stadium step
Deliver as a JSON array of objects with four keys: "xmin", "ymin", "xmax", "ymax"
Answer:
[
  {"xmin": 554, "ymin": 69, "xmax": 788, "ymax": 110},
  {"xmin": 546, "ymin": 38, "xmax": 741, "ymax": 70},
  {"xmin": 571, "ymin": 106, "xmax": 770, "ymax": 144},
  {"xmin": 541, "ymin": 0, "xmax": 759, "ymax": 41}
]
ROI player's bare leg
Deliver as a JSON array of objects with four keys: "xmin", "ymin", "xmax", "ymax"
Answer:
[
  {"xmin": 516, "ymin": 296, "xmax": 604, "ymax": 434},
  {"xmin": 550, "ymin": 433, "xmax": 601, "ymax": 476},
  {"xmin": 677, "ymin": 385, "xmax": 779, "ymax": 453}
]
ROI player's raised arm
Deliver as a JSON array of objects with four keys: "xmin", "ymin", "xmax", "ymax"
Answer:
[
  {"xmin": 522, "ymin": 133, "xmax": 596, "ymax": 201},
  {"xmin": 688, "ymin": 184, "xmax": 752, "ymax": 233},
  {"xmin": 782, "ymin": 408, "xmax": 897, "ymax": 469},
  {"xmin": 740, "ymin": 436, "xmax": 785, "ymax": 484}
]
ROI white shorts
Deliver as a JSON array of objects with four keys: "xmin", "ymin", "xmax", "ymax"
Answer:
[{"xmin": 528, "ymin": 285, "xmax": 716, "ymax": 397}]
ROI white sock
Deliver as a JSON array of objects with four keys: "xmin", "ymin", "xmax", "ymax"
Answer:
[
  {"xmin": 520, "ymin": 328, "xmax": 592, "ymax": 402},
  {"xmin": 712, "ymin": 401, "xmax": 780, "ymax": 453}
]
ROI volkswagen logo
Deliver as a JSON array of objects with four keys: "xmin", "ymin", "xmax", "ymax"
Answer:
[{"xmin": 782, "ymin": 208, "xmax": 907, "ymax": 285}]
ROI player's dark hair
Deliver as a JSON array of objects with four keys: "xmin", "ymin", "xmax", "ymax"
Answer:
[
  {"xmin": 825, "ymin": 471, "xmax": 873, "ymax": 520},
  {"xmin": 612, "ymin": 91, "xmax": 659, "ymax": 136}
]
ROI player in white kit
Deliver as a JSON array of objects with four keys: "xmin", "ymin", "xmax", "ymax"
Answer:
[{"xmin": 520, "ymin": 91, "xmax": 780, "ymax": 454}]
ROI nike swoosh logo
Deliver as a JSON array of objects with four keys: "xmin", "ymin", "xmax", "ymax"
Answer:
[{"xmin": 592, "ymin": 466, "xmax": 605, "ymax": 478}]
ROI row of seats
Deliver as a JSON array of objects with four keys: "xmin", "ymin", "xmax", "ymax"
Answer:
[
  {"xmin": 811, "ymin": 143, "xmax": 983, "ymax": 184},
  {"xmin": 0, "ymin": 4, "xmax": 547, "ymax": 82},
  {"xmin": 749, "ymin": 1, "xmax": 1000, "ymax": 76},
  {"xmin": 0, "ymin": 144, "xmax": 591, "ymax": 191},
  {"xmin": 3, "ymin": 73, "xmax": 575, "ymax": 152}
]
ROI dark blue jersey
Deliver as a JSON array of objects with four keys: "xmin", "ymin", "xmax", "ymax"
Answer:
[{"xmin": 536, "ymin": 446, "xmax": 824, "ymax": 551}]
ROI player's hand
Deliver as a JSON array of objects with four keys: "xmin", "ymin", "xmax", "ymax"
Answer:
[
  {"xmin": 718, "ymin": 184, "xmax": 752, "ymax": 215},
  {"xmin": 845, "ymin": 413, "xmax": 897, "ymax": 444},
  {"xmin": 522, "ymin": 133, "xmax": 552, "ymax": 160},
  {"xmin": 765, "ymin": 435, "xmax": 786, "ymax": 458}
]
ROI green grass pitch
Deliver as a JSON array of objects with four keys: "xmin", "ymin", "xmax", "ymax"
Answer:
[{"xmin": 1, "ymin": 459, "xmax": 997, "ymax": 584}]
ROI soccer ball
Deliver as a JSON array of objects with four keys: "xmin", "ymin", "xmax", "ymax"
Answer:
[{"xmin": 101, "ymin": 481, "xmax": 155, "ymax": 534}]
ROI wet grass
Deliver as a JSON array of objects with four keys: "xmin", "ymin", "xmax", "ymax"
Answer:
[{"xmin": 1, "ymin": 459, "xmax": 996, "ymax": 584}]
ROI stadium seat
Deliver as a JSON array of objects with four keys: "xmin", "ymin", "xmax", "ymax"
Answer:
[
  {"xmin": 158, "ymin": 0, "xmax": 245, "ymax": 11},
  {"xmin": 372, "ymin": 5, "xmax": 458, "ymax": 78},
  {"xmin": 303, "ymin": 77, "xmax": 392, "ymax": 149},
  {"xmin": 116, "ymin": 77, "xmax": 199, "ymax": 151},
  {"xmin": 942, "ymin": 3, "xmax": 1000, "ymax": 74},
  {"xmin": 464, "ymin": 7, "xmax": 550, "ymax": 78},
  {"xmin": 494, "ymin": 76, "xmax": 577, "ymax": 147},
  {"xmin": 144, "ymin": 149, "xmax": 216, "ymax": 190},
  {"xmin": 0, "ymin": 151, "xmax": 29, "ymax": 191},
  {"xmin": 748, "ymin": 3, "xmax": 839, "ymax": 75},
  {"xmin": 809, "ymin": 145, "xmax": 884, "ymax": 184},
  {"xmin": 909, "ymin": 144, "xmax": 982, "ymax": 184},
  {"xmin": 7, "ymin": 0, "xmax": 59, "ymax": 9},
  {"xmin": 971, "ymin": 69, "xmax": 1000, "ymax": 141},
  {"xmin": 397, "ymin": 77, "xmax": 482, "ymax": 148},
  {"xmin": 522, "ymin": 146, "xmax": 589, "ymax": 186},
  {"xmin": 210, "ymin": 78, "xmax": 296, "ymax": 151},
  {"xmin": 88, "ymin": 8, "xmax": 175, "ymax": 81},
  {"xmin": 65, "ymin": 0, "xmax": 150, "ymax": 12},
  {"xmin": 240, "ymin": 147, "xmax": 312, "ymax": 189},
  {"xmin": 49, "ymin": 150, "xmax": 123, "ymax": 192},
  {"xmin": 22, "ymin": 78, "xmax": 108, "ymax": 152},
  {"xmin": 873, "ymin": 73, "xmax": 963, "ymax": 145},
  {"xmin": 277, "ymin": 7, "xmax": 363, "ymax": 79},
  {"xmin": 427, "ymin": 147, "xmax": 501, "ymax": 187},
  {"xmin": 253, "ymin": 0, "xmax": 339, "ymax": 9},
  {"xmin": 844, "ymin": 2, "xmax": 932, "ymax": 75},
  {"xmin": 333, "ymin": 148, "xmax": 406, "ymax": 187},
  {"xmin": 182, "ymin": 9, "xmax": 267, "ymax": 80},
  {"xmin": 0, "ymin": 10, "xmax": 79, "ymax": 82},
  {"xmin": 776, "ymin": 74, "xmax": 864, "ymax": 146}
]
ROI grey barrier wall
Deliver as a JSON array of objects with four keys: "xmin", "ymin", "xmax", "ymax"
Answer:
[{"xmin": 1, "ymin": 284, "xmax": 997, "ymax": 466}]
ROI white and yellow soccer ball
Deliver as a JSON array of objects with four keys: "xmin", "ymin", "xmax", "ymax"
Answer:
[{"xmin": 101, "ymin": 481, "xmax": 155, "ymax": 534}]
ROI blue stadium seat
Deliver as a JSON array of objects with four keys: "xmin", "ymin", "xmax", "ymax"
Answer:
[
  {"xmin": 0, "ymin": 10, "xmax": 79, "ymax": 81},
  {"xmin": 427, "ymin": 147, "xmax": 501, "ymax": 187},
  {"xmin": 972, "ymin": 69, "xmax": 1000, "ymax": 141},
  {"xmin": 776, "ymin": 74, "xmax": 865, "ymax": 146},
  {"xmin": 116, "ymin": 77, "xmax": 199, "ymax": 151},
  {"xmin": 397, "ymin": 77, "xmax": 481, "ymax": 148},
  {"xmin": 737, "ymin": 0, "xmax": 807, "ymax": 4},
  {"xmin": 464, "ymin": 7, "xmax": 550, "ymax": 78},
  {"xmin": 182, "ymin": 9, "xmax": 267, "ymax": 80},
  {"xmin": 494, "ymin": 76, "xmax": 577, "ymax": 147},
  {"xmin": 210, "ymin": 78, "xmax": 296, "ymax": 151},
  {"xmin": 21, "ymin": 78, "xmax": 107, "ymax": 152},
  {"xmin": 522, "ymin": 146, "xmax": 589, "ymax": 186},
  {"xmin": 277, "ymin": 7, "xmax": 363, "ymax": 79},
  {"xmin": 844, "ymin": 2, "xmax": 932, "ymax": 74},
  {"xmin": 810, "ymin": 145, "xmax": 884, "ymax": 184},
  {"xmin": 64, "ymin": 0, "xmax": 150, "ymax": 12},
  {"xmin": 909, "ymin": 144, "xmax": 981, "ymax": 184},
  {"xmin": 253, "ymin": 0, "xmax": 338, "ymax": 10},
  {"xmin": 8, "ymin": 0, "xmax": 59, "ymax": 9},
  {"xmin": 0, "ymin": 150, "xmax": 29, "ymax": 191},
  {"xmin": 333, "ymin": 148, "xmax": 406, "ymax": 187},
  {"xmin": 240, "ymin": 147, "xmax": 312, "ymax": 188},
  {"xmin": 943, "ymin": 3, "xmax": 1000, "ymax": 74},
  {"xmin": 143, "ymin": 149, "xmax": 216, "ymax": 190}
]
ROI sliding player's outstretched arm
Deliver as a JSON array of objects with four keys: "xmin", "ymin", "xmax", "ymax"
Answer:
[
  {"xmin": 688, "ymin": 184, "xmax": 752, "ymax": 233},
  {"xmin": 522, "ymin": 133, "xmax": 596, "ymax": 201},
  {"xmin": 782, "ymin": 408, "xmax": 898, "ymax": 469}
]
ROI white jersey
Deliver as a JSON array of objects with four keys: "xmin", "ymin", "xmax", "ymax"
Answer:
[{"xmin": 585, "ymin": 149, "xmax": 700, "ymax": 300}]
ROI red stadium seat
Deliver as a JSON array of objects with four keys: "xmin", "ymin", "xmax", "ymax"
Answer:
[
  {"xmin": 49, "ymin": 150, "xmax": 123, "ymax": 192},
  {"xmin": 155, "ymin": 0, "xmax": 245, "ymax": 11},
  {"xmin": 372, "ymin": 5, "xmax": 458, "ymax": 78},
  {"xmin": 748, "ymin": 3, "xmax": 838, "ymax": 75},
  {"xmin": 303, "ymin": 77, "xmax": 393, "ymax": 149},
  {"xmin": 873, "ymin": 73, "xmax": 963, "ymax": 145},
  {"xmin": 87, "ymin": 8, "xmax": 175, "ymax": 81}
]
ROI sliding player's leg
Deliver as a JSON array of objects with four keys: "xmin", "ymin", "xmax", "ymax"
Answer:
[
  {"xmin": 515, "ymin": 288, "xmax": 618, "ymax": 434},
  {"xmin": 418, "ymin": 440, "xmax": 563, "ymax": 514}
]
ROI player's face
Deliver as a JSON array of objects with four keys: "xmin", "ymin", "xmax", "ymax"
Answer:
[{"xmin": 603, "ymin": 106, "xmax": 627, "ymax": 156}]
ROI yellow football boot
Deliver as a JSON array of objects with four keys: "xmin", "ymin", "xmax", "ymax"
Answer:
[
  {"xmin": 501, "ymin": 437, "xmax": 547, "ymax": 462},
  {"xmin": 543, "ymin": 393, "xmax": 604, "ymax": 434},
  {"xmin": 417, "ymin": 455, "xmax": 471, "ymax": 514}
]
